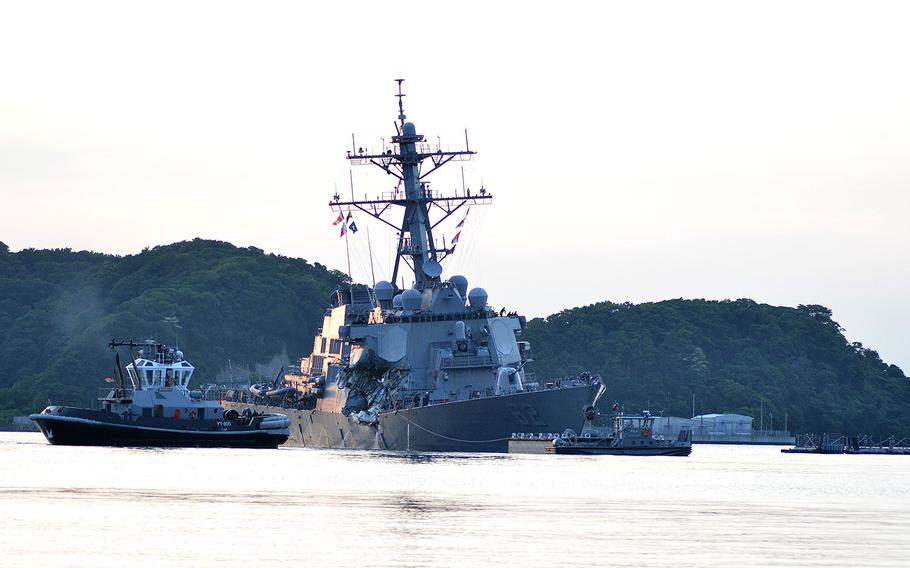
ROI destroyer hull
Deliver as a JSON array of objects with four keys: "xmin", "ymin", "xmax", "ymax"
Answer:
[
  {"xmin": 226, "ymin": 383, "xmax": 599, "ymax": 453},
  {"xmin": 30, "ymin": 414, "xmax": 288, "ymax": 449}
]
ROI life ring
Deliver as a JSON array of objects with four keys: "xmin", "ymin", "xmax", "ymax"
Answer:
[
  {"xmin": 189, "ymin": 410, "xmax": 197, "ymax": 420},
  {"xmin": 641, "ymin": 427, "xmax": 651, "ymax": 437}
]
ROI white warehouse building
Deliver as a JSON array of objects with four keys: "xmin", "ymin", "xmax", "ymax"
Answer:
[
  {"xmin": 691, "ymin": 413, "xmax": 754, "ymax": 436},
  {"xmin": 646, "ymin": 413, "xmax": 793, "ymax": 445}
]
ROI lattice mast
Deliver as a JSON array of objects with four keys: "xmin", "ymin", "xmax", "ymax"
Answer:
[{"xmin": 332, "ymin": 79, "xmax": 491, "ymax": 290}]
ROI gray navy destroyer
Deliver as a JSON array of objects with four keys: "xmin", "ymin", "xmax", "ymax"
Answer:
[{"xmin": 225, "ymin": 80, "xmax": 600, "ymax": 452}]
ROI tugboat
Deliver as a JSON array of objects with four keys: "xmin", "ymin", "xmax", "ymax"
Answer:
[
  {"xmin": 30, "ymin": 340, "xmax": 290, "ymax": 448},
  {"xmin": 547, "ymin": 386, "xmax": 692, "ymax": 456},
  {"xmin": 223, "ymin": 80, "xmax": 601, "ymax": 452}
]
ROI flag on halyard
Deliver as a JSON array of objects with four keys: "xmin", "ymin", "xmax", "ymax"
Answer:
[
  {"xmin": 340, "ymin": 223, "xmax": 347, "ymax": 237},
  {"xmin": 333, "ymin": 211, "xmax": 344, "ymax": 225},
  {"xmin": 349, "ymin": 221, "xmax": 359, "ymax": 233},
  {"xmin": 452, "ymin": 231, "xmax": 461, "ymax": 244},
  {"xmin": 346, "ymin": 211, "xmax": 353, "ymax": 223},
  {"xmin": 456, "ymin": 207, "xmax": 470, "ymax": 228}
]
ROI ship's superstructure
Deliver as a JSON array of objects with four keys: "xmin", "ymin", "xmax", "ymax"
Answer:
[
  {"xmin": 293, "ymin": 276, "xmax": 532, "ymax": 420},
  {"xmin": 226, "ymin": 81, "xmax": 599, "ymax": 451}
]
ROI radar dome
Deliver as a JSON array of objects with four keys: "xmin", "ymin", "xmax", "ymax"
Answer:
[
  {"xmin": 449, "ymin": 275, "xmax": 468, "ymax": 299},
  {"xmin": 401, "ymin": 288, "xmax": 422, "ymax": 311},
  {"xmin": 403, "ymin": 122, "xmax": 417, "ymax": 136},
  {"xmin": 374, "ymin": 281, "xmax": 394, "ymax": 301},
  {"xmin": 468, "ymin": 287, "xmax": 488, "ymax": 309},
  {"xmin": 422, "ymin": 260, "xmax": 443, "ymax": 278},
  {"xmin": 392, "ymin": 294, "xmax": 403, "ymax": 309}
]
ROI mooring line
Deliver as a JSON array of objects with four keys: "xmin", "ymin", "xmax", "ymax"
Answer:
[{"xmin": 395, "ymin": 412, "xmax": 512, "ymax": 444}]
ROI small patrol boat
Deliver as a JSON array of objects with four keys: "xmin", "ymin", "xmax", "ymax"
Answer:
[
  {"xmin": 547, "ymin": 386, "xmax": 692, "ymax": 456},
  {"xmin": 30, "ymin": 340, "xmax": 290, "ymax": 448}
]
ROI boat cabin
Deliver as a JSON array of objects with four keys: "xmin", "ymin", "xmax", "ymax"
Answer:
[
  {"xmin": 107, "ymin": 340, "xmax": 224, "ymax": 421},
  {"xmin": 613, "ymin": 411, "xmax": 658, "ymax": 441},
  {"xmin": 127, "ymin": 355, "xmax": 194, "ymax": 390}
]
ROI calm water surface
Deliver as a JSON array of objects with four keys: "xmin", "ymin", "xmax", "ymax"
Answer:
[{"xmin": 1, "ymin": 432, "xmax": 908, "ymax": 567}]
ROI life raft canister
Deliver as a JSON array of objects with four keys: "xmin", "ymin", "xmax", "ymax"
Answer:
[{"xmin": 641, "ymin": 427, "xmax": 651, "ymax": 437}]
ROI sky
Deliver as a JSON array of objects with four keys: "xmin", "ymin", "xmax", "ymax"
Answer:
[{"xmin": 2, "ymin": 1, "xmax": 909, "ymax": 370}]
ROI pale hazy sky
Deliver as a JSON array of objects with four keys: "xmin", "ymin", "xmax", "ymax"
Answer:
[{"xmin": 2, "ymin": 1, "xmax": 909, "ymax": 370}]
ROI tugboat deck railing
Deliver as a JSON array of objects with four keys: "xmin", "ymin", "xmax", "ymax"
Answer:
[{"xmin": 97, "ymin": 388, "xmax": 135, "ymax": 399}]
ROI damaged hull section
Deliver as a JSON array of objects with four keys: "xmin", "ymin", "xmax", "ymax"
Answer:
[{"xmin": 226, "ymin": 383, "xmax": 598, "ymax": 453}]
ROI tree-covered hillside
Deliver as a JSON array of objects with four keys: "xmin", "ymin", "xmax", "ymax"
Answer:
[
  {"xmin": 2, "ymin": 240, "xmax": 907, "ymax": 436},
  {"xmin": 522, "ymin": 300, "xmax": 909, "ymax": 435},
  {"xmin": 0, "ymin": 240, "xmax": 346, "ymax": 418}
]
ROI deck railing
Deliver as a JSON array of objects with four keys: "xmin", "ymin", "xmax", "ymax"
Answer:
[{"xmin": 439, "ymin": 355, "xmax": 494, "ymax": 369}]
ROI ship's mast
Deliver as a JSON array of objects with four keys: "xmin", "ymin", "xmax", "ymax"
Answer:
[{"xmin": 332, "ymin": 79, "xmax": 491, "ymax": 291}]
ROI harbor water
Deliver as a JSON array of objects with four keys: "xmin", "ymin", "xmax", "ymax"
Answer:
[{"xmin": 1, "ymin": 432, "xmax": 908, "ymax": 567}]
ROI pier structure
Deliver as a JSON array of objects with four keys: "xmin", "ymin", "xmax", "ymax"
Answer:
[{"xmin": 782, "ymin": 433, "xmax": 910, "ymax": 454}]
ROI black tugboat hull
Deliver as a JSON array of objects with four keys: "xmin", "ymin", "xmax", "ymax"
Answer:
[
  {"xmin": 30, "ymin": 415, "xmax": 288, "ymax": 449},
  {"xmin": 546, "ymin": 445, "xmax": 692, "ymax": 456},
  {"xmin": 226, "ymin": 383, "xmax": 599, "ymax": 453}
]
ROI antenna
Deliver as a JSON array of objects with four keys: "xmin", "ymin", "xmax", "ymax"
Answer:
[
  {"xmin": 334, "ymin": 80, "xmax": 489, "ymax": 290},
  {"xmin": 367, "ymin": 226, "xmax": 376, "ymax": 288},
  {"xmin": 163, "ymin": 316, "xmax": 181, "ymax": 350},
  {"xmin": 395, "ymin": 78, "xmax": 406, "ymax": 126},
  {"xmin": 344, "ymin": 211, "xmax": 353, "ymax": 293}
]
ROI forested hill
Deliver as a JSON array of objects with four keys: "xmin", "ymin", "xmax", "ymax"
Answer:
[
  {"xmin": 1, "ymin": 241, "xmax": 908, "ymax": 436},
  {"xmin": 522, "ymin": 300, "xmax": 908, "ymax": 435},
  {"xmin": 0, "ymin": 239, "xmax": 346, "ymax": 418}
]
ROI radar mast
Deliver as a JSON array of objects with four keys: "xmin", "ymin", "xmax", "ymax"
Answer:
[{"xmin": 332, "ymin": 79, "xmax": 491, "ymax": 290}]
